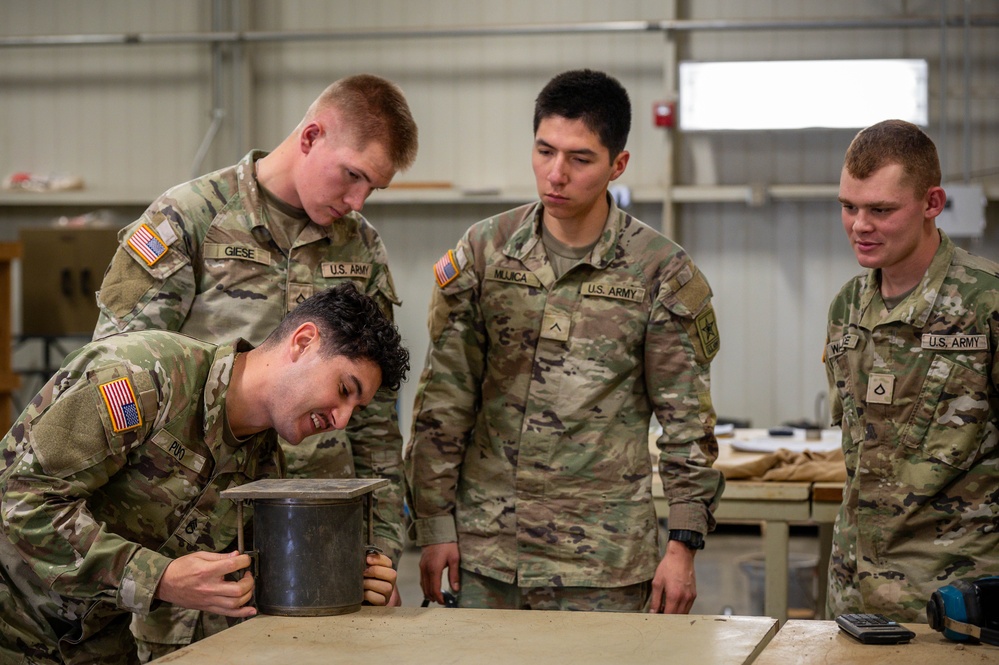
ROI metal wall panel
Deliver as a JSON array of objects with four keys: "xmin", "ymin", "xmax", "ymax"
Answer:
[
  {"xmin": 0, "ymin": 1, "xmax": 209, "ymax": 195},
  {"xmin": 1, "ymin": 0, "xmax": 996, "ymax": 431}
]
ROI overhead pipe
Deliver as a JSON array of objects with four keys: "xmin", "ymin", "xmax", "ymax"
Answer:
[{"xmin": 1, "ymin": 15, "xmax": 998, "ymax": 48}]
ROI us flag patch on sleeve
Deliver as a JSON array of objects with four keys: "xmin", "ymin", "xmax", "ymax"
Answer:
[
  {"xmin": 127, "ymin": 223, "xmax": 168, "ymax": 266},
  {"xmin": 434, "ymin": 249, "xmax": 461, "ymax": 288},
  {"xmin": 99, "ymin": 377, "xmax": 143, "ymax": 433}
]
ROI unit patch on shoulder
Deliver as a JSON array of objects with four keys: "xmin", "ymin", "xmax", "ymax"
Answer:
[
  {"xmin": 99, "ymin": 376, "xmax": 143, "ymax": 433},
  {"xmin": 127, "ymin": 223, "xmax": 169, "ymax": 266},
  {"xmin": 694, "ymin": 308, "xmax": 720, "ymax": 361},
  {"xmin": 434, "ymin": 249, "xmax": 461, "ymax": 288}
]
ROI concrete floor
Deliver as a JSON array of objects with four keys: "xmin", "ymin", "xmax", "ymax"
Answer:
[{"xmin": 393, "ymin": 524, "xmax": 821, "ymax": 617}]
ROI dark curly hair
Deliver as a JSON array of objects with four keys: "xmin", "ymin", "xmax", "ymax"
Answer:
[{"xmin": 261, "ymin": 282, "xmax": 409, "ymax": 391}]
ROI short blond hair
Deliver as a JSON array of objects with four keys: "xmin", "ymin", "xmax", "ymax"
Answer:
[
  {"xmin": 844, "ymin": 119, "xmax": 940, "ymax": 197},
  {"xmin": 306, "ymin": 74, "xmax": 418, "ymax": 171}
]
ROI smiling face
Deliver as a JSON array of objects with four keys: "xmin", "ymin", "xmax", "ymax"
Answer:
[
  {"xmin": 838, "ymin": 162, "xmax": 945, "ymax": 293},
  {"xmin": 293, "ymin": 107, "xmax": 396, "ymax": 226},
  {"xmin": 532, "ymin": 115, "xmax": 628, "ymax": 231},
  {"xmin": 268, "ymin": 325, "xmax": 383, "ymax": 444}
]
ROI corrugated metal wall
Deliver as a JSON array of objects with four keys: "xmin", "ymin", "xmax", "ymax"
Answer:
[{"xmin": 1, "ymin": 0, "xmax": 997, "ymax": 431}]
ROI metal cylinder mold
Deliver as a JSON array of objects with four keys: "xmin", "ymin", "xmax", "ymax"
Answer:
[
  {"xmin": 253, "ymin": 496, "xmax": 364, "ymax": 616},
  {"xmin": 222, "ymin": 478, "xmax": 388, "ymax": 617}
]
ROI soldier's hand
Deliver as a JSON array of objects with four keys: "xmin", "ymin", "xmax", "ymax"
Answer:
[
  {"xmin": 363, "ymin": 551, "xmax": 397, "ymax": 605},
  {"xmin": 419, "ymin": 542, "xmax": 460, "ymax": 606},
  {"xmin": 649, "ymin": 541, "xmax": 697, "ymax": 614},
  {"xmin": 155, "ymin": 551, "xmax": 256, "ymax": 618}
]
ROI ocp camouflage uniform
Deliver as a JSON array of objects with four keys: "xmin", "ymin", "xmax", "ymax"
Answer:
[
  {"xmin": 825, "ymin": 231, "xmax": 999, "ymax": 622},
  {"xmin": 92, "ymin": 151, "xmax": 404, "ymax": 652},
  {"xmin": 0, "ymin": 331, "xmax": 277, "ymax": 664},
  {"xmin": 405, "ymin": 200, "xmax": 724, "ymax": 597}
]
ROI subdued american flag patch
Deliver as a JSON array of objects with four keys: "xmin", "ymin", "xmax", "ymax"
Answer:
[
  {"xmin": 99, "ymin": 377, "xmax": 142, "ymax": 433},
  {"xmin": 434, "ymin": 249, "xmax": 460, "ymax": 288},
  {"xmin": 127, "ymin": 223, "xmax": 168, "ymax": 266}
]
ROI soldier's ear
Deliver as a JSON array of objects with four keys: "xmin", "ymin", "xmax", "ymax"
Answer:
[
  {"xmin": 289, "ymin": 322, "xmax": 320, "ymax": 359},
  {"xmin": 300, "ymin": 122, "xmax": 322, "ymax": 154},
  {"xmin": 609, "ymin": 149, "xmax": 629, "ymax": 182},
  {"xmin": 925, "ymin": 185, "xmax": 946, "ymax": 220}
]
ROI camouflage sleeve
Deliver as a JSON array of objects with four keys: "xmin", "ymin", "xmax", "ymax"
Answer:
[
  {"xmin": 988, "ymin": 304, "xmax": 999, "ymax": 396},
  {"xmin": 348, "ymin": 263, "xmax": 405, "ymax": 563},
  {"xmin": 405, "ymin": 237, "xmax": 484, "ymax": 546},
  {"xmin": 0, "ymin": 380, "xmax": 172, "ymax": 615},
  {"xmin": 825, "ymin": 293, "xmax": 848, "ymax": 427},
  {"xmin": 93, "ymin": 205, "xmax": 197, "ymax": 340},
  {"xmin": 648, "ymin": 263, "xmax": 724, "ymax": 535}
]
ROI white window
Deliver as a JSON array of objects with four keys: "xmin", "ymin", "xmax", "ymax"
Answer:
[{"xmin": 678, "ymin": 59, "xmax": 928, "ymax": 131}]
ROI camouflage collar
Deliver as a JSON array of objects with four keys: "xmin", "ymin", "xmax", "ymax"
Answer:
[
  {"xmin": 202, "ymin": 339, "xmax": 252, "ymax": 452},
  {"xmin": 858, "ymin": 230, "xmax": 955, "ymax": 330},
  {"xmin": 239, "ymin": 150, "xmax": 267, "ymax": 223},
  {"xmin": 503, "ymin": 195, "xmax": 627, "ymax": 270}
]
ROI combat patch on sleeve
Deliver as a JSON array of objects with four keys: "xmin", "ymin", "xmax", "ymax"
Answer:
[
  {"xmin": 126, "ymin": 223, "xmax": 169, "ymax": 266},
  {"xmin": 694, "ymin": 307, "xmax": 720, "ymax": 361},
  {"xmin": 98, "ymin": 376, "xmax": 143, "ymax": 433},
  {"xmin": 433, "ymin": 250, "xmax": 461, "ymax": 288}
]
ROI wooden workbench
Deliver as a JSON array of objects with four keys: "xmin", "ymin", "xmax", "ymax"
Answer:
[
  {"xmin": 652, "ymin": 431, "xmax": 844, "ymax": 622},
  {"xmin": 153, "ymin": 607, "xmax": 778, "ymax": 665},
  {"xmin": 753, "ymin": 620, "xmax": 998, "ymax": 664}
]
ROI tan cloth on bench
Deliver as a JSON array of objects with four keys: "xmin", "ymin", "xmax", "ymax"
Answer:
[{"xmin": 716, "ymin": 448, "xmax": 846, "ymax": 482}]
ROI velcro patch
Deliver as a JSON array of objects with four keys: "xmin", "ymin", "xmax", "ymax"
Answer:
[
  {"xmin": 204, "ymin": 242, "xmax": 272, "ymax": 266},
  {"xmin": 155, "ymin": 220, "xmax": 178, "ymax": 246},
  {"xmin": 322, "ymin": 262, "xmax": 372, "ymax": 279},
  {"xmin": 486, "ymin": 266, "xmax": 541, "ymax": 287},
  {"xmin": 151, "ymin": 430, "xmax": 207, "ymax": 473},
  {"xmin": 867, "ymin": 373, "xmax": 895, "ymax": 405},
  {"xmin": 288, "ymin": 283, "xmax": 314, "ymax": 310},
  {"xmin": 921, "ymin": 334, "xmax": 987, "ymax": 351},
  {"xmin": 176, "ymin": 507, "xmax": 212, "ymax": 546},
  {"xmin": 434, "ymin": 250, "xmax": 461, "ymax": 288},
  {"xmin": 581, "ymin": 281, "xmax": 646, "ymax": 303},
  {"xmin": 694, "ymin": 308, "xmax": 720, "ymax": 361},
  {"xmin": 540, "ymin": 312, "xmax": 571, "ymax": 341},
  {"xmin": 99, "ymin": 377, "xmax": 143, "ymax": 433},
  {"xmin": 126, "ymin": 224, "xmax": 168, "ymax": 266}
]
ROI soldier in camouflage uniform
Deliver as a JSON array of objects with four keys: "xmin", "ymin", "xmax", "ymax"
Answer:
[
  {"xmin": 825, "ymin": 119, "xmax": 999, "ymax": 622},
  {"xmin": 0, "ymin": 284, "xmax": 408, "ymax": 664},
  {"xmin": 405, "ymin": 70, "xmax": 723, "ymax": 613},
  {"xmin": 91, "ymin": 75, "xmax": 417, "ymax": 656}
]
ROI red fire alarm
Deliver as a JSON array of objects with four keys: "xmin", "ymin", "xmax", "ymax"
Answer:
[{"xmin": 653, "ymin": 100, "xmax": 676, "ymax": 128}]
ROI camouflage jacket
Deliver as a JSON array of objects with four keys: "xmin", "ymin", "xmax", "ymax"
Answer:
[
  {"xmin": 406, "ymin": 200, "xmax": 723, "ymax": 588},
  {"xmin": 0, "ymin": 331, "xmax": 277, "ymax": 664},
  {"xmin": 825, "ymin": 231, "xmax": 999, "ymax": 622},
  {"xmin": 92, "ymin": 150, "xmax": 403, "ymax": 562}
]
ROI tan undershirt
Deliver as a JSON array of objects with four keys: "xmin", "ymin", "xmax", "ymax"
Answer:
[
  {"xmin": 258, "ymin": 183, "xmax": 311, "ymax": 253},
  {"xmin": 882, "ymin": 283, "xmax": 918, "ymax": 312},
  {"xmin": 542, "ymin": 223, "xmax": 598, "ymax": 280}
]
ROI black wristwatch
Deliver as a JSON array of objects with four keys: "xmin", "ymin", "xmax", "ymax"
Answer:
[{"xmin": 668, "ymin": 529, "xmax": 705, "ymax": 551}]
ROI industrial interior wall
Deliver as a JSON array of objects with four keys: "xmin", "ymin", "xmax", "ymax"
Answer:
[{"xmin": 0, "ymin": 0, "xmax": 997, "ymax": 431}]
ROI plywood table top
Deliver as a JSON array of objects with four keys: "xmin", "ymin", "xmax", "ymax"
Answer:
[
  {"xmin": 153, "ymin": 607, "xmax": 778, "ymax": 665},
  {"xmin": 752, "ymin": 620, "xmax": 998, "ymax": 665}
]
